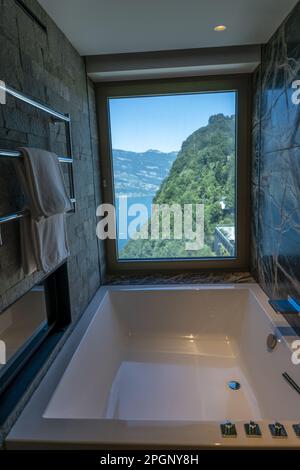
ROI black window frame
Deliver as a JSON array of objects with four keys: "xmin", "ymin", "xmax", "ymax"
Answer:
[{"xmin": 96, "ymin": 75, "xmax": 251, "ymax": 274}]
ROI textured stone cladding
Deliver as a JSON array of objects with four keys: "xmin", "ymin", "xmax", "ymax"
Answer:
[
  {"xmin": 251, "ymin": 1, "xmax": 300, "ymax": 333},
  {"xmin": 0, "ymin": 0, "xmax": 105, "ymax": 319}
]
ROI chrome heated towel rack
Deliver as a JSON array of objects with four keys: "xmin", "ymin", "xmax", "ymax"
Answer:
[{"xmin": 0, "ymin": 83, "xmax": 76, "ymax": 244}]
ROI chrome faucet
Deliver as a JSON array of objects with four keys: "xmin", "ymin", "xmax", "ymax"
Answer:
[{"xmin": 269, "ymin": 296, "xmax": 300, "ymax": 315}]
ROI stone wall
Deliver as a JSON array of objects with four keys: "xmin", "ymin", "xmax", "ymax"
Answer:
[
  {"xmin": 0, "ymin": 0, "xmax": 104, "ymax": 319},
  {"xmin": 251, "ymin": 1, "xmax": 300, "ymax": 333}
]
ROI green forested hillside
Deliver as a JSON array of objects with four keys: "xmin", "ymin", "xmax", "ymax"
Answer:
[{"xmin": 120, "ymin": 114, "xmax": 235, "ymax": 259}]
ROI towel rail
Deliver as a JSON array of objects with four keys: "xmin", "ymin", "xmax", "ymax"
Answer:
[
  {"xmin": 0, "ymin": 84, "xmax": 76, "ymax": 245},
  {"xmin": 0, "ymin": 202, "xmax": 76, "ymax": 226},
  {"xmin": 0, "ymin": 83, "xmax": 70, "ymax": 122},
  {"xmin": 0, "ymin": 202, "xmax": 75, "ymax": 245},
  {"xmin": 0, "ymin": 210, "xmax": 28, "ymax": 225},
  {"xmin": 0, "ymin": 149, "xmax": 73, "ymax": 164}
]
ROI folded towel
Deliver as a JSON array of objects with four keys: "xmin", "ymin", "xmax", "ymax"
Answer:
[
  {"xmin": 15, "ymin": 148, "xmax": 72, "ymax": 275},
  {"xmin": 17, "ymin": 147, "xmax": 72, "ymax": 218},
  {"xmin": 20, "ymin": 213, "xmax": 70, "ymax": 275}
]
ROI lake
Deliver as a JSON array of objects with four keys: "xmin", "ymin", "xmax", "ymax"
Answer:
[{"xmin": 115, "ymin": 195, "xmax": 154, "ymax": 252}]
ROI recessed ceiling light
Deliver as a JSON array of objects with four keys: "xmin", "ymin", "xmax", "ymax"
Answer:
[{"xmin": 214, "ymin": 25, "xmax": 227, "ymax": 32}]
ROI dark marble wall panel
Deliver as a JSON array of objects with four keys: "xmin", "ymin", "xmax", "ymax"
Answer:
[
  {"xmin": 258, "ymin": 148, "xmax": 300, "ymax": 292},
  {"xmin": 251, "ymin": 65, "xmax": 262, "ymax": 279},
  {"xmin": 0, "ymin": 0, "xmax": 104, "ymax": 317},
  {"xmin": 252, "ymin": 1, "xmax": 300, "ymax": 331}
]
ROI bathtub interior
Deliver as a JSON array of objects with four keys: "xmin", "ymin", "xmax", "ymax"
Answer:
[{"xmin": 43, "ymin": 287, "xmax": 300, "ymax": 422}]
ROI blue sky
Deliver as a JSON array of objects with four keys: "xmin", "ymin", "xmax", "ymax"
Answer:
[{"xmin": 109, "ymin": 91, "xmax": 236, "ymax": 153}]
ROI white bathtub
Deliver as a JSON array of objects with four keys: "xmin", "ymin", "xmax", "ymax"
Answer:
[{"xmin": 7, "ymin": 284, "xmax": 300, "ymax": 449}]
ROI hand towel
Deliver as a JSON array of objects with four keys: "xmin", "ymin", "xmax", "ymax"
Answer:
[
  {"xmin": 20, "ymin": 213, "xmax": 70, "ymax": 275},
  {"xmin": 15, "ymin": 148, "xmax": 72, "ymax": 275},
  {"xmin": 17, "ymin": 147, "xmax": 72, "ymax": 218}
]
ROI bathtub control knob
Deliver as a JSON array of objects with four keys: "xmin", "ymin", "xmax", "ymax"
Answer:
[
  {"xmin": 221, "ymin": 421, "xmax": 237, "ymax": 437},
  {"xmin": 245, "ymin": 421, "xmax": 261, "ymax": 437},
  {"xmin": 292, "ymin": 423, "xmax": 300, "ymax": 437},
  {"xmin": 275, "ymin": 422, "xmax": 283, "ymax": 436},
  {"xmin": 224, "ymin": 422, "xmax": 233, "ymax": 435},
  {"xmin": 266, "ymin": 333, "xmax": 278, "ymax": 351},
  {"xmin": 249, "ymin": 421, "xmax": 257, "ymax": 434},
  {"xmin": 269, "ymin": 422, "xmax": 287, "ymax": 438}
]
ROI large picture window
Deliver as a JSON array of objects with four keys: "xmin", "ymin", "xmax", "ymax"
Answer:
[{"xmin": 97, "ymin": 77, "xmax": 250, "ymax": 272}]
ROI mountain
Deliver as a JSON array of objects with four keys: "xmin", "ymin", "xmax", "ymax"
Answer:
[
  {"xmin": 112, "ymin": 149, "xmax": 177, "ymax": 198},
  {"xmin": 154, "ymin": 114, "xmax": 235, "ymax": 239},
  {"xmin": 120, "ymin": 114, "xmax": 236, "ymax": 259}
]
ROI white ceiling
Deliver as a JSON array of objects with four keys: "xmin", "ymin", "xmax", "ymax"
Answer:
[{"xmin": 38, "ymin": 0, "xmax": 298, "ymax": 56}]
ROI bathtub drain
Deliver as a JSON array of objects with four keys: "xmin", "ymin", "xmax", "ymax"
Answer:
[{"xmin": 228, "ymin": 381, "xmax": 241, "ymax": 390}]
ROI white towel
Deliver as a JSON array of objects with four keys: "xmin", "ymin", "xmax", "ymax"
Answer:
[
  {"xmin": 20, "ymin": 213, "xmax": 70, "ymax": 274},
  {"xmin": 17, "ymin": 147, "xmax": 72, "ymax": 218},
  {"xmin": 15, "ymin": 147, "xmax": 72, "ymax": 275}
]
